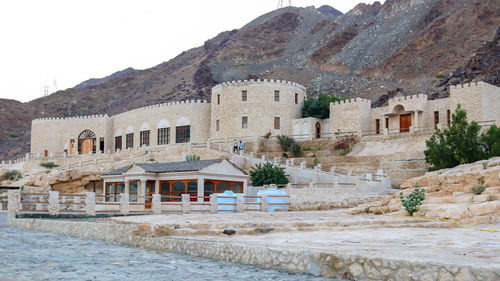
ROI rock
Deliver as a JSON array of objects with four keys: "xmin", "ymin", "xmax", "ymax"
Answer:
[
  {"xmin": 222, "ymin": 229, "xmax": 236, "ymax": 236},
  {"xmin": 255, "ymin": 227, "xmax": 275, "ymax": 233}
]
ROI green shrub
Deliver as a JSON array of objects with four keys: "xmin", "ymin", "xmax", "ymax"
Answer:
[
  {"xmin": 302, "ymin": 94, "xmax": 343, "ymax": 119},
  {"xmin": 424, "ymin": 105, "xmax": 485, "ymax": 171},
  {"xmin": 1, "ymin": 170, "xmax": 22, "ymax": 180},
  {"xmin": 9, "ymin": 132, "xmax": 18, "ymax": 138},
  {"xmin": 472, "ymin": 185, "xmax": 486, "ymax": 195},
  {"xmin": 313, "ymin": 157, "xmax": 319, "ymax": 166},
  {"xmin": 302, "ymin": 146, "xmax": 312, "ymax": 151},
  {"xmin": 249, "ymin": 162, "xmax": 289, "ymax": 186},
  {"xmin": 39, "ymin": 162, "xmax": 59, "ymax": 169},
  {"xmin": 291, "ymin": 143, "xmax": 302, "ymax": 157},
  {"xmin": 480, "ymin": 124, "xmax": 500, "ymax": 159},
  {"xmin": 436, "ymin": 72, "xmax": 446, "ymax": 78},
  {"xmin": 399, "ymin": 183, "xmax": 426, "ymax": 216},
  {"xmin": 339, "ymin": 149, "xmax": 351, "ymax": 156},
  {"xmin": 277, "ymin": 135, "xmax": 295, "ymax": 152},
  {"xmin": 186, "ymin": 155, "xmax": 200, "ymax": 161},
  {"xmin": 282, "ymin": 152, "xmax": 288, "ymax": 158}
]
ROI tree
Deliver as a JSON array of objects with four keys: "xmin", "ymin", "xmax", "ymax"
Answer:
[
  {"xmin": 249, "ymin": 162, "xmax": 289, "ymax": 186},
  {"xmin": 302, "ymin": 94, "xmax": 343, "ymax": 119},
  {"xmin": 424, "ymin": 105, "xmax": 484, "ymax": 171},
  {"xmin": 481, "ymin": 125, "xmax": 500, "ymax": 159}
]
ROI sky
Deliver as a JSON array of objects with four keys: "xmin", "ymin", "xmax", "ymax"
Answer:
[{"xmin": 0, "ymin": 0, "xmax": 384, "ymax": 102}]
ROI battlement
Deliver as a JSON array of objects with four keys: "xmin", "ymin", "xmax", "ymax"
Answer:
[
  {"xmin": 451, "ymin": 81, "xmax": 496, "ymax": 91},
  {"xmin": 331, "ymin": 97, "xmax": 371, "ymax": 107},
  {"xmin": 388, "ymin": 93, "xmax": 427, "ymax": 103},
  {"xmin": 113, "ymin": 99, "xmax": 209, "ymax": 118},
  {"xmin": 33, "ymin": 114, "xmax": 109, "ymax": 123},
  {"xmin": 33, "ymin": 99, "xmax": 209, "ymax": 122},
  {"xmin": 212, "ymin": 79, "xmax": 306, "ymax": 92}
]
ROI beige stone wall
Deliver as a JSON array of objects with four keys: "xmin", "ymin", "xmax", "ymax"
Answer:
[
  {"xmin": 330, "ymin": 98, "xmax": 371, "ymax": 135},
  {"xmin": 450, "ymin": 82, "xmax": 500, "ymax": 123},
  {"xmin": 31, "ymin": 115, "xmax": 112, "ymax": 156},
  {"xmin": 210, "ymin": 79, "xmax": 306, "ymax": 140},
  {"xmin": 112, "ymin": 100, "xmax": 211, "ymax": 149},
  {"xmin": 291, "ymin": 117, "xmax": 330, "ymax": 140}
]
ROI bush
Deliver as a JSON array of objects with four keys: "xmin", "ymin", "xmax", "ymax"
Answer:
[
  {"xmin": 436, "ymin": 72, "xmax": 446, "ymax": 78},
  {"xmin": 1, "ymin": 170, "xmax": 22, "ymax": 180},
  {"xmin": 302, "ymin": 94, "xmax": 343, "ymax": 119},
  {"xmin": 400, "ymin": 183, "xmax": 425, "ymax": 216},
  {"xmin": 313, "ymin": 157, "xmax": 319, "ymax": 166},
  {"xmin": 249, "ymin": 162, "xmax": 289, "ymax": 186},
  {"xmin": 39, "ymin": 162, "xmax": 59, "ymax": 169},
  {"xmin": 282, "ymin": 152, "xmax": 288, "ymax": 158},
  {"xmin": 277, "ymin": 135, "xmax": 295, "ymax": 152},
  {"xmin": 290, "ymin": 143, "xmax": 302, "ymax": 157},
  {"xmin": 186, "ymin": 155, "xmax": 200, "ymax": 161},
  {"xmin": 424, "ymin": 105, "xmax": 485, "ymax": 171},
  {"xmin": 334, "ymin": 134, "xmax": 357, "ymax": 150},
  {"xmin": 9, "ymin": 132, "xmax": 18, "ymax": 138},
  {"xmin": 472, "ymin": 185, "xmax": 486, "ymax": 195},
  {"xmin": 480, "ymin": 124, "xmax": 500, "ymax": 159}
]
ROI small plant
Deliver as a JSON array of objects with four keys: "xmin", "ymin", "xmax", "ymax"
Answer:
[
  {"xmin": 1, "ymin": 170, "xmax": 22, "ymax": 180},
  {"xmin": 186, "ymin": 154, "xmax": 200, "ymax": 161},
  {"xmin": 302, "ymin": 146, "xmax": 312, "ymax": 151},
  {"xmin": 9, "ymin": 132, "xmax": 18, "ymax": 138},
  {"xmin": 39, "ymin": 162, "xmax": 59, "ymax": 169},
  {"xmin": 400, "ymin": 183, "xmax": 426, "ymax": 216},
  {"xmin": 339, "ymin": 149, "xmax": 351, "ymax": 156},
  {"xmin": 282, "ymin": 152, "xmax": 288, "ymax": 158},
  {"xmin": 249, "ymin": 162, "xmax": 289, "ymax": 186},
  {"xmin": 264, "ymin": 130, "xmax": 272, "ymax": 139},
  {"xmin": 291, "ymin": 143, "xmax": 302, "ymax": 157},
  {"xmin": 334, "ymin": 134, "xmax": 357, "ymax": 150},
  {"xmin": 315, "ymin": 145, "xmax": 322, "ymax": 151},
  {"xmin": 277, "ymin": 135, "xmax": 295, "ymax": 152},
  {"xmin": 472, "ymin": 185, "xmax": 486, "ymax": 195},
  {"xmin": 364, "ymin": 206, "xmax": 374, "ymax": 213},
  {"xmin": 435, "ymin": 72, "xmax": 446, "ymax": 79},
  {"xmin": 313, "ymin": 157, "xmax": 319, "ymax": 166}
]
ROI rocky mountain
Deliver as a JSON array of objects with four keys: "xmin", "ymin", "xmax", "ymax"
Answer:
[
  {"xmin": 1, "ymin": 0, "xmax": 499, "ymax": 161},
  {"xmin": 74, "ymin": 67, "xmax": 138, "ymax": 89}
]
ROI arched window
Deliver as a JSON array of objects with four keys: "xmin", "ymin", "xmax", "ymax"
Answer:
[
  {"xmin": 78, "ymin": 130, "xmax": 96, "ymax": 154},
  {"xmin": 157, "ymin": 119, "xmax": 170, "ymax": 145},
  {"xmin": 176, "ymin": 117, "xmax": 191, "ymax": 143}
]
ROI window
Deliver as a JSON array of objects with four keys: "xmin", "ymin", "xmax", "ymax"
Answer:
[
  {"xmin": 115, "ymin": 136, "xmax": 122, "ymax": 151},
  {"xmin": 385, "ymin": 118, "xmax": 389, "ymax": 129},
  {"xmin": 157, "ymin": 128, "xmax": 170, "ymax": 145},
  {"xmin": 295, "ymin": 93, "xmax": 298, "ymax": 104},
  {"xmin": 140, "ymin": 130, "xmax": 150, "ymax": 147},
  {"xmin": 274, "ymin": 90, "xmax": 279, "ymax": 101},
  {"xmin": 217, "ymin": 94, "xmax": 220, "ymax": 105},
  {"xmin": 242, "ymin": 90, "xmax": 247, "ymax": 101},
  {"xmin": 447, "ymin": 110, "xmax": 450, "ymax": 126},
  {"xmin": 434, "ymin": 111, "xmax": 439, "ymax": 126},
  {"xmin": 159, "ymin": 180, "xmax": 198, "ymax": 201},
  {"xmin": 126, "ymin": 133, "xmax": 134, "ymax": 149},
  {"xmin": 242, "ymin": 116, "xmax": 248, "ymax": 129},
  {"xmin": 375, "ymin": 119, "xmax": 380, "ymax": 135},
  {"xmin": 176, "ymin": 125, "xmax": 190, "ymax": 143},
  {"xmin": 129, "ymin": 181, "xmax": 138, "ymax": 202},
  {"xmin": 216, "ymin": 120, "xmax": 220, "ymax": 131},
  {"xmin": 106, "ymin": 182, "xmax": 125, "ymax": 202},
  {"xmin": 274, "ymin": 116, "xmax": 280, "ymax": 130},
  {"xmin": 203, "ymin": 180, "xmax": 244, "ymax": 201}
]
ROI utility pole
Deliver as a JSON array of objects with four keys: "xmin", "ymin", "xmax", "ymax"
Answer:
[{"xmin": 277, "ymin": 0, "xmax": 292, "ymax": 8}]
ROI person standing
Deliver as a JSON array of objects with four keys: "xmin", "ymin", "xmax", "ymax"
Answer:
[
  {"xmin": 239, "ymin": 140, "xmax": 245, "ymax": 153},
  {"xmin": 233, "ymin": 139, "xmax": 238, "ymax": 153}
]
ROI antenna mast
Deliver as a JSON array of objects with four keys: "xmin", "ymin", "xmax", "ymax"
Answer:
[{"xmin": 277, "ymin": 0, "xmax": 292, "ymax": 8}]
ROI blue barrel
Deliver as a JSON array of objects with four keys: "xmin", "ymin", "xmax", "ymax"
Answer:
[
  {"xmin": 257, "ymin": 187, "xmax": 288, "ymax": 212},
  {"xmin": 216, "ymin": 190, "xmax": 237, "ymax": 213}
]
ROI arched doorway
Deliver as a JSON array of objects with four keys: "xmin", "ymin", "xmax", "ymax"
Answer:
[
  {"xmin": 78, "ymin": 130, "xmax": 96, "ymax": 154},
  {"xmin": 315, "ymin": 122, "xmax": 321, "ymax": 139}
]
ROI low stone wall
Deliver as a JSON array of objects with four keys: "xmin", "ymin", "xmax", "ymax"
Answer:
[{"xmin": 8, "ymin": 217, "xmax": 497, "ymax": 280}]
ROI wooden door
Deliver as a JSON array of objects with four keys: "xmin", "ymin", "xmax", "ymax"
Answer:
[
  {"xmin": 145, "ymin": 181, "xmax": 155, "ymax": 209},
  {"xmin": 81, "ymin": 139, "xmax": 93, "ymax": 154},
  {"xmin": 399, "ymin": 114, "xmax": 411, "ymax": 133},
  {"xmin": 315, "ymin": 122, "xmax": 321, "ymax": 139},
  {"xmin": 70, "ymin": 139, "xmax": 75, "ymax": 155},
  {"xmin": 375, "ymin": 119, "xmax": 380, "ymax": 135}
]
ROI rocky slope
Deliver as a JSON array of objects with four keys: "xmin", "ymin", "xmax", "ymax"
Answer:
[{"xmin": 1, "ymin": 0, "xmax": 499, "ymax": 161}]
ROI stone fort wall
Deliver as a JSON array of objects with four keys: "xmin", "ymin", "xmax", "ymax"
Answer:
[{"xmin": 210, "ymin": 79, "xmax": 306, "ymax": 140}]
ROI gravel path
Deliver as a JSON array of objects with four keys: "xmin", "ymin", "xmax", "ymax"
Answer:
[{"xmin": 0, "ymin": 223, "xmax": 337, "ymax": 281}]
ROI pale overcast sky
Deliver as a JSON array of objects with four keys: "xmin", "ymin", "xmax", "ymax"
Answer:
[{"xmin": 0, "ymin": 0, "xmax": 384, "ymax": 102}]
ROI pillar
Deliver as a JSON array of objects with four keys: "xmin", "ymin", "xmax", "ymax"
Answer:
[
  {"xmin": 209, "ymin": 194, "xmax": 218, "ymax": 214},
  {"xmin": 7, "ymin": 190, "xmax": 20, "ymax": 222},
  {"xmin": 120, "ymin": 193, "xmax": 129, "ymax": 216},
  {"xmin": 236, "ymin": 194, "xmax": 244, "ymax": 213},
  {"xmin": 139, "ymin": 180, "xmax": 146, "ymax": 203},
  {"xmin": 48, "ymin": 191, "xmax": 59, "ymax": 216},
  {"xmin": 260, "ymin": 195, "xmax": 268, "ymax": 212},
  {"xmin": 181, "ymin": 194, "xmax": 190, "ymax": 214},
  {"xmin": 197, "ymin": 176, "xmax": 204, "ymax": 203},
  {"xmin": 152, "ymin": 194, "xmax": 161, "ymax": 215},
  {"xmin": 124, "ymin": 180, "xmax": 130, "ymax": 194},
  {"xmin": 85, "ymin": 192, "xmax": 96, "ymax": 216},
  {"xmin": 155, "ymin": 180, "xmax": 160, "ymax": 194},
  {"xmin": 414, "ymin": 111, "xmax": 419, "ymax": 132}
]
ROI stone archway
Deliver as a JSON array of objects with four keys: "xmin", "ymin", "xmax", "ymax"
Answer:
[{"xmin": 78, "ymin": 129, "xmax": 96, "ymax": 154}]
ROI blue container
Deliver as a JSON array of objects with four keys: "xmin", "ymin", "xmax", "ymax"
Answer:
[
  {"xmin": 216, "ymin": 190, "xmax": 237, "ymax": 213},
  {"xmin": 257, "ymin": 187, "xmax": 288, "ymax": 212}
]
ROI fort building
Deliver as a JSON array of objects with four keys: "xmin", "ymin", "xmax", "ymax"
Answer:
[{"xmin": 30, "ymin": 80, "xmax": 499, "ymax": 158}]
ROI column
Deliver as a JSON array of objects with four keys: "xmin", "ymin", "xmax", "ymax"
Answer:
[
  {"xmin": 181, "ymin": 194, "xmax": 190, "ymax": 214},
  {"xmin": 197, "ymin": 176, "xmax": 204, "ymax": 203},
  {"xmin": 120, "ymin": 193, "xmax": 130, "ymax": 216},
  {"xmin": 139, "ymin": 180, "xmax": 146, "ymax": 204},
  {"xmin": 124, "ymin": 180, "xmax": 130, "ymax": 194},
  {"xmin": 48, "ymin": 191, "xmax": 59, "ymax": 216},
  {"xmin": 260, "ymin": 195, "xmax": 268, "ymax": 212},
  {"xmin": 155, "ymin": 180, "xmax": 160, "ymax": 194},
  {"xmin": 152, "ymin": 194, "xmax": 161, "ymax": 215},
  {"xmin": 414, "ymin": 111, "xmax": 419, "ymax": 132},
  {"xmin": 85, "ymin": 192, "xmax": 96, "ymax": 216},
  {"xmin": 209, "ymin": 194, "xmax": 218, "ymax": 214},
  {"xmin": 236, "ymin": 194, "xmax": 244, "ymax": 213},
  {"xmin": 7, "ymin": 190, "xmax": 20, "ymax": 222}
]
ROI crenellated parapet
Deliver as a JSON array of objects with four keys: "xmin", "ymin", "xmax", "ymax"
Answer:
[
  {"xmin": 212, "ymin": 79, "xmax": 306, "ymax": 93},
  {"xmin": 113, "ymin": 99, "xmax": 209, "ymax": 118},
  {"xmin": 33, "ymin": 114, "xmax": 110, "ymax": 123},
  {"xmin": 331, "ymin": 97, "xmax": 371, "ymax": 108},
  {"xmin": 388, "ymin": 93, "xmax": 427, "ymax": 104}
]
